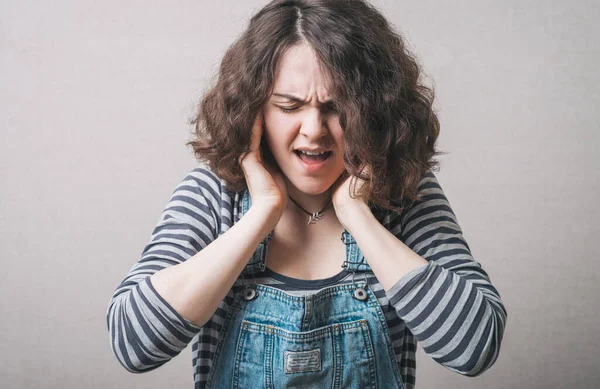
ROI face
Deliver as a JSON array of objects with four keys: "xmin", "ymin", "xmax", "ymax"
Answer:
[{"xmin": 262, "ymin": 43, "xmax": 345, "ymax": 196}]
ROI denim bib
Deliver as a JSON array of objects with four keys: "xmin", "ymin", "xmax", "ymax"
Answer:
[{"xmin": 204, "ymin": 191, "xmax": 405, "ymax": 388}]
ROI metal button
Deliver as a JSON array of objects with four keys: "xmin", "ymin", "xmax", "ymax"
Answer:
[
  {"xmin": 353, "ymin": 287, "xmax": 368, "ymax": 301},
  {"xmin": 243, "ymin": 288, "xmax": 257, "ymax": 301}
]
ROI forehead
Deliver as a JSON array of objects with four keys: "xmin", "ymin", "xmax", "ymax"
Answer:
[{"xmin": 272, "ymin": 43, "xmax": 332, "ymax": 98}]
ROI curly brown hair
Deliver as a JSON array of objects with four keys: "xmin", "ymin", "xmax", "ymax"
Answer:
[{"xmin": 187, "ymin": 0, "xmax": 444, "ymax": 211}]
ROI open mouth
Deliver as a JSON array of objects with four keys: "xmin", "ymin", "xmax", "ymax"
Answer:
[{"xmin": 295, "ymin": 150, "xmax": 332, "ymax": 163}]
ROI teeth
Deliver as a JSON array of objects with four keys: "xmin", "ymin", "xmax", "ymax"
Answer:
[{"xmin": 299, "ymin": 150, "xmax": 328, "ymax": 156}]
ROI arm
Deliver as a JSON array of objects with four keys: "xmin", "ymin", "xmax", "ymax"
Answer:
[
  {"xmin": 340, "ymin": 171, "xmax": 507, "ymax": 377},
  {"xmin": 105, "ymin": 167, "xmax": 278, "ymax": 373}
]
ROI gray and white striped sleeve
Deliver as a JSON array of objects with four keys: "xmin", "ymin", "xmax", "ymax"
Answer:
[
  {"xmin": 106, "ymin": 167, "xmax": 222, "ymax": 373},
  {"xmin": 385, "ymin": 171, "xmax": 507, "ymax": 377}
]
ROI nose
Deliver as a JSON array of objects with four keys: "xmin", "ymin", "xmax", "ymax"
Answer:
[{"xmin": 299, "ymin": 108, "xmax": 328, "ymax": 140}]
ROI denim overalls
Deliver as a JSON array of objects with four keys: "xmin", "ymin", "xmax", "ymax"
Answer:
[{"xmin": 204, "ymin": 191, "xmax": 405, "ymax": 389}]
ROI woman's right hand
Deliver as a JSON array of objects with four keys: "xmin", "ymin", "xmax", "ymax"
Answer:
[{"xmin": 239, "ymin": 111, "xmax": 288, "ymax": 220}]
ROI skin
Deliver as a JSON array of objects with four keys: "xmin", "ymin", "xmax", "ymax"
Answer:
[
  {"xmin": 149, "ymin": 43, "xmax": 429, "ymax": 328},
  {"xmin": 262, "ymin": 43, "xmax": 347, "ymax": 212},
  {"xmin": 242, "ymin": 42, "xmax": 428, "ymax": 286},
  {"xmin": 258, "ymin": 43, "xmax": 375, "ymax": 229}
]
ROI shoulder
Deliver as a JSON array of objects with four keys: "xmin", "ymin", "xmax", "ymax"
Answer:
[
  {"xmin": 167, "ymin": 164, "xmax": 241, "ymax": 229},
  {"xmin": 371, "ymin": 170, "xmax": 443, "ymax": 226},
  {"xmin": 177, "ymin": 164, "xmax": 237, "ymax": 202},
  {"xmin": 183, "ymin": 164, "xmax": 226, "ymax": 191}
]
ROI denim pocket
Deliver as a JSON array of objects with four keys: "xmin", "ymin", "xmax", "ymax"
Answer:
[{"xmin": 232, "ymin": 319, "xmax": 377, "ymax": 389}]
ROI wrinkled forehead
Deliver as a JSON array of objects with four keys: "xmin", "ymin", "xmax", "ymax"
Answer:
[{"xmin": 271, "ymin": 43, "xmax": 335, "ymax": 100}]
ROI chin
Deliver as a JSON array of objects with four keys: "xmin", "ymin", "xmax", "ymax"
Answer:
[{"xmin": 287, "ymin": 176, "xmax": 337, "ymax": 196}]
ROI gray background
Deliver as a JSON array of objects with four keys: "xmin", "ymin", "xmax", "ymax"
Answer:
[{"xmin": 1, "ymin": 0, "xmax": 598, "ymax": 388}]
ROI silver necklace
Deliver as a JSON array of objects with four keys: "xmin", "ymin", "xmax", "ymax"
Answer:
[{"xmin": 288, "ymin": 196, "xmax": 332, "ymax": 225}]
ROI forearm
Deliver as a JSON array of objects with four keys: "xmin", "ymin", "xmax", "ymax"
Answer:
[
  {"xmin": 149, "ymin": 205, "xmax": 278, "ymax": 327},
  {"xmin": 106, "ymin": 166, "xmax": 287, "ymax": 373},
  {"xmin": 341, "ymin": 202, "xmax": 506, "ymax": 376},
  {"xmin": 387, "ymin": 262, "xmax": 506, "ymax": 376},
  {"xmin": 341, "ymin": 204, "xmax": 428, "ymax": 292}
]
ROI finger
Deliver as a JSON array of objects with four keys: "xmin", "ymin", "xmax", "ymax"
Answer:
[
  {"xmin": 239, "ymin": 112, "xmax": 264, "ymax": 169},
  {"xmin": 238, "ymin": 151, "xmax": 249, "ymax": 166},
  {"xmin": 249, "ymin": 111, "xmax": 263, "ymax": 155}
]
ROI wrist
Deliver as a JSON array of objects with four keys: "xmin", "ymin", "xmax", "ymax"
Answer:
[
  {"xmin": 245, "ymin": 203, "xmax": 284, "ymax": 233},
  {"xmin": 335, "ymin": 200, "xmax": 372, "ymax": 230}
]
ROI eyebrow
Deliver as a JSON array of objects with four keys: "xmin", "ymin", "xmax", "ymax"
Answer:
[{"xmin": 272, "ymin": 93, "xmax": 333, "ymax": 105}]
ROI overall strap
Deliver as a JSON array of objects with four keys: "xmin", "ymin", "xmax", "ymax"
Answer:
[
  {"xmin": 239, "ymin": 190, "xmax": 270, "ymax": 275},
  {"xmin": 340, "ymin": 229, "xmax": 372, "ymax": 272}
]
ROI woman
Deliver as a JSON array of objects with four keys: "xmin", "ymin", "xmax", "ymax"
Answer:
[{"xmin": 106, "ymin": 1, "xmax": 507, "ymax": 388}]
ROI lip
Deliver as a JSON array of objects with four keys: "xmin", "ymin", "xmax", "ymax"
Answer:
[
  {"xmin": 295, "ymin": 150, "xmax": 332, "ymax": 174},
  {"xmin": 295, "ymin": 147, "xmax": 331, "ymax": 153}
]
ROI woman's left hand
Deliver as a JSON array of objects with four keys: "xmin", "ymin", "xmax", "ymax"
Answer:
[{"xmin": 331, "ymin": 169, "xmax": 371, "ymax": 229}]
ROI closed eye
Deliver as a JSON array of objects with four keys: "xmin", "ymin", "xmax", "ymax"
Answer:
[
  {"xmin": 275, "ymin": 103, "xmax": 337, "ymax": 114},
  {"xmin": 277, "ymin": 105, "xmax": 300, "ymax": 114}
]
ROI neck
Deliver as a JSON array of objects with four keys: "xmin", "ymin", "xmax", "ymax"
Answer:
[
  {"xmin": 270, "ymin": 178, "xmax": 342, "ymax": 238},
  {"xmin": 286, "ymin": 185, "xmax": 332, "ymax": 214}
]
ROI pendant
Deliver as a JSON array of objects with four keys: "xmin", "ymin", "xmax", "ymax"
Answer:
[{"xmin": 307, "ymin": 212, "xmax": 323, "ymax": 225}]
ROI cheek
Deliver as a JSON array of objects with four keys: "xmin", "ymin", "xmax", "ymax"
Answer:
[
  {"xmin": 264, "ymin": 114, "xmax": 297, "ymax": 145},
  {"xmin": 262, "ymin": 109, "xmax": 280, "ymax": 145}
]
